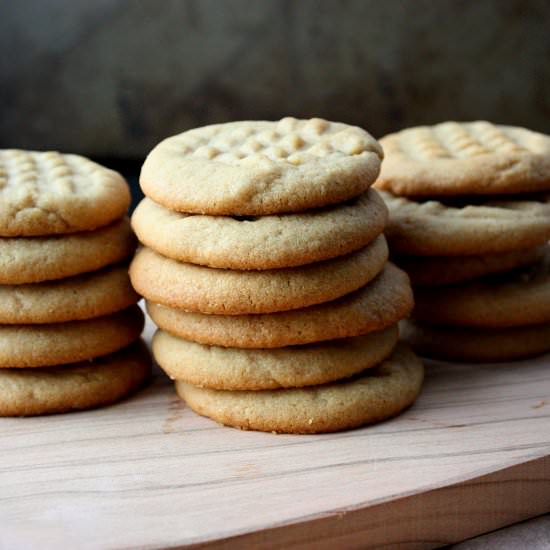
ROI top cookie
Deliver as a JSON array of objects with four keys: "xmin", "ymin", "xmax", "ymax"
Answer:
[
  {"xmin": 376, "ymin": 121, "xmax": 550, "ymax": 196},
  {"xmin": 0, "ymin": 150, "xmax": 131, "ymax": 236},
  {"xmin": 140, "ymin": 117, "xmax": 383, "ymax": 215}
]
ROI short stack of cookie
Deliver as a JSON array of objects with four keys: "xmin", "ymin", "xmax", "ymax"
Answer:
[
  {"xmin": 0, "ymin": 150, "xmax": 151, "ymax": 416},
  {"xmin": 375, "ymin": 121, "xmax": 550, "ymax": 362},
  {"xmin": 130, "ymin": 117, "xmax": 424, "ymax": 434}
]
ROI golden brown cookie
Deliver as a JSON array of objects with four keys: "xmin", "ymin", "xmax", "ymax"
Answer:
[
  {"xmin": 412, "ymin": 251, "xmax": 550, "ymax": 328},
  {"xmin": 130, "ymin": 236, "xmax": 388, "ymax": 315},
  {"xmin": 401, "ymin": 319, "xmax": 550, "ymax": 362},
  {"xmin": 0, "ymin": 218, "xmax": 135, "ymax": 284},
  {"xmin": 0, "ymin": 341, "xmax": 151, "ymax": 417},
  {"xmin": 147, "ymin": 263, "xmax": 413, "ymax": 348},
  {"xmin": 380, "ymin": 190, "xmax": 550, "ymax": 256},
  {"xmin": 140, "ymin": 117, "xmax": 383, "ymax": 215},
  {"xmin": 0, "ymin": 150, "xmax": 131, "ymax": 236},
  {"xmin": 131, "ymin": 190, "xmax": 387, "ymax": 269},
  {"xmin": 0, "ymin": 306, "xmax": 144, "ymax": 368},
  {"xmin": 395, "ymin": 245, "xmax": 547, "ymax": 287},
  {"xmin": 176, "ymin": 344, "xmax": 424, "ymax": 434},
  {"xmin": 0, "ymin": 264, "xmax": 139, "ymax": 324},
  {"xmin": 153, "ymin": 325, "xmax": 398, "ymax": 390},
  {"xmin": 376, "ymin": 121, "xmax": 550, "ymax": 196}
]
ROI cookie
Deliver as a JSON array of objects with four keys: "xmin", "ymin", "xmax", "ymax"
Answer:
[
  {"xmin": 412, "ymin": 251, "xmax": 550, "ymax": 328},
  {"xmin": 0, "ymin": 217, "xmax": 135, "ymax": 284},
  {"xmin": 131, "ymin": 189, "xmax": 387, "ymax": 269},
  {"xmin": 130, "ymin": 236, "xmax": 388, "ymax": 315},
  {"xmin": 140, "ymin": 117, "xmax": 383, "ymax": 215},
  {"xmin": 147, "ymin": 262, "xmax": 413, "ymax": 348},
  {"xmin": 380, "ymin": 190, "xmax": 550, "ymax": 256},
  {"xmin": 401, "ymin": 319, "xmax": 550, "ymax": 362},
  {"xmin": 376, "ymin": 121, "xmax": 550, "ymax": 196},
  {"xmin": 0, "ymin": 264, "xmax": 139, "ymax": 324},
  {"xmin": 0, "ymin": 305, "xmax": 144, "ymax": 368},
  {"xmin": 0, "ymin": 340, "xmax": 151, "ymax": 417},
  {"xmin": 0, "ymin": 150, "xmax": 131, "ymax": 236},
  {"xmin": 153, "ymin": 325, "xmax": 398, "ymax": 390},
  {"xmin": 396, "ymin": 244, "xmax": 547, "ymax": 287},
  {"xmin": 176, "ymin": 344, "xmax": 423, "ymax": 434}
]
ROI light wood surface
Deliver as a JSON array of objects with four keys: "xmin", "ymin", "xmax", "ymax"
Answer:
[{"xmin": 1, "ymin": 316, "xmax": 549, "ymax": 549}]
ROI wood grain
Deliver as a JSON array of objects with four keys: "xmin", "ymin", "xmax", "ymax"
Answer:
[{"xmin": 0, "ymin": 316, "xmax": 549, "ymax": 549}]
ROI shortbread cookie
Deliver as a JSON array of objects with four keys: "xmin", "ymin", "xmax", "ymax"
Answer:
[
  {"xmin": 140, "ymin": 117, "xmax": 383, "ymax": 215},
  {"xmin": 0, "ymin": 218, "xmax": 135, "ymax": 284},
  {"xmin": 131, "ymin": 190, "xmax": 387, "ymax": 269},
  {"xmin": 0, "ymin": 341, "xmax": 151, "ymax": 417},
  {"xmin": 0, "ymin": 150, "xmax": 131, "ymax": 236},
  {"xmin": 376, "ymin": 121, "xmax": 550, "ymax": 196},
  {"xmin": 0, "ymin": 264, "xmax": 139, "ymax": 324},
  {"xmin": 131, "ymin": 236, "xmax": 388, "ymax": 315},
  {"xmin": 401, "ymin": 319, "xmax": 550, "ymax": 362},
  {"xmin": 396, "ymin": 245, "xmax": 547, "ymax": 287},
  {"xmin": 0, "ymin": 305, "xmax": 144, "ymax": 368},
  {"xmin": 413, "ymin": 252, "xmax": 550, "ymax": 328},
  {"xmin": 380, "ymin": 190, "xmax": 550, "ymax": 256},
  {"xmin": 147, "ymin": 263, "xmax": 413, "ymax": 348},
  {"xmin": 153, "ymin": 325, "xmax": 398, "ymax": 390},
  {"xmin": 176, "ymin": 344, "xmax": 423, "ymax": 433}
]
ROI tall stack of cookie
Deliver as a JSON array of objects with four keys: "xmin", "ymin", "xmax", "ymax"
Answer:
[
  {"xmin": 130, "ymin": 117, "xmax": 424, "ymax": 434},
  {"xmin": 375, "ymin": 121, "xmax": 550, "ymax": 362},
  {"xmin": 0, "ymin": 150, "xmax": 151, "ymax": 416}
]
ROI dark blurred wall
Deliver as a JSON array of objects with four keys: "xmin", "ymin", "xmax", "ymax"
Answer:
[{"xmin": 1, "ymin": 0, "xmax": 549, "ymax": 159}]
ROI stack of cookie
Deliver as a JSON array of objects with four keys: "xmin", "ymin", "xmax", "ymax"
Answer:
[
  {"xmin": 0, "ymin": 150, "xmax": 151, "ymax": 416},
  {"xmin": 375, "ymin": 121, "xmax": 550, "ymax": 362},
  {"xmin": 130, "ymin": 117, "xmax": 424, "ymax": 434}
]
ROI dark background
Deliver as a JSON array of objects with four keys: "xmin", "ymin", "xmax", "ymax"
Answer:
[{"xmin": 2, "ymin": 0, "xmax": 550, "ymax": 202}]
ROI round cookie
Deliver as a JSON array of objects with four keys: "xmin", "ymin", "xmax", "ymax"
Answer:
[
  {"xmin": 0, "ymin": 341, "xmax": 151, "ymax": 417},
  {"xmin": 153, "ymin": 325, "xmax": 398, "ymax": 390},
  {"xmin": 140, "ymin": 117, "xmax": 383, "ymax": 215},
  {"xmin": 380, "ymin": 190, "xmax": 550, "ymax": 256},
  {"xmin": 131, "ymin": 190, "xmax": 387, "ymax": 269},
  {"xmin": 396, "ymin": 245, "xmax": 547, "ymax": 287},
  {"xmin": 412, "ymin": 251, "xmax": 550, "ymax": 328},
  {"xmin": 147, "ymin": 262, "xmax": 413, "ymax": 348},
  {"xmin": 0, "ymin": 150, "xmax": 131, "ymax": 236},
  {"xmin": 0, "ymin": 264, "xmax": 139, "ymax": 324},
  {"xmin": 376, "ymin": 121, "xmax": 550, "ymax": 196},
  {"xmin": 0, "ymin": 305, "xmax": 144, "ymax": 368},
  {"xmin": 176, "ymin": 344, "xmax": 424, "ymax": 434},
  {"xmin": 401, "ymin": 319, "xmax": 550, "ymax": 362},
  {"xmin": 0, "ymin": 217, "xmax": 135, "ymax": 284},
  {"xmin": 130, "ymin": 236, "xmax": 388, "ymax": 315}
]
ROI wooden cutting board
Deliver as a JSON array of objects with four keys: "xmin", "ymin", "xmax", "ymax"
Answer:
[{"xmin": 1, "ymin": 317, "xmax": 549, "ymax": 549}]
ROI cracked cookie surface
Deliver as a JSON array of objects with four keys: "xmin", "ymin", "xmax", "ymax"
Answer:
[
  {"xmin": 0, "ymin": 150, "xmax": 130, "ymax": 236},
  {"xmin": 140, "ymin": 117, "xmax": 383, "ymax": 215},
  {"xmin": 376, "ymin": 121, "xmax": 550, "ymax": 196}
]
